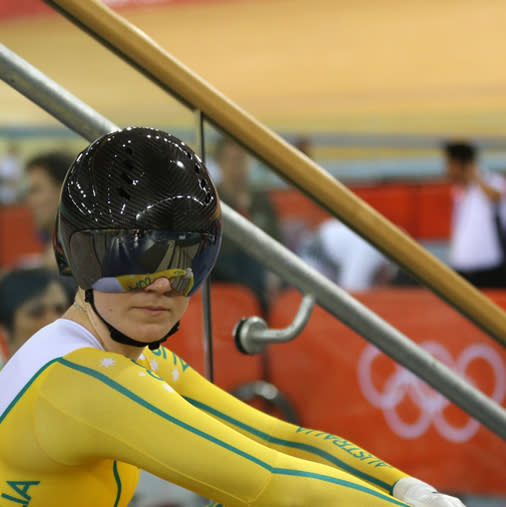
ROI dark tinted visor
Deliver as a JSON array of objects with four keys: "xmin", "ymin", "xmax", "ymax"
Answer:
[{"xmin": 68, "ymin": 229, "xmax": 219, "ymax": 295}]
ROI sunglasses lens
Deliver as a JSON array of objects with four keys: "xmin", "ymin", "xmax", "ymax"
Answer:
[{"xmin": 92, "ymin": 268, "xmax": 194, "ymax": 295}]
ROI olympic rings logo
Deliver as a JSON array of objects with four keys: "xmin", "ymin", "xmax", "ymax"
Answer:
[{"xmin": 358, "ymin": 342, "xmax": 505, "ymax": 442}]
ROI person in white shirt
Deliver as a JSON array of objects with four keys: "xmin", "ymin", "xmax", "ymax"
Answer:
[
  {"xmin": 298, "ymin": 218, "xmax": 395, "ymax": 292},
  {"xmin": 444, "ymin": 140, "xmax": 506, "ymax": 287}
]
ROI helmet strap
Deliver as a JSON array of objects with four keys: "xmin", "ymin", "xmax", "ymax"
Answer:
[{"xmin": 84, "ymin": 289, "xmax": 179, "ymax": 351}]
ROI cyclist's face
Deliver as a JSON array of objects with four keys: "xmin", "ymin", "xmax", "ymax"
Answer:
[{"xmin": 93, "ymin": 276, "xmax": 189, "ymax": 343}]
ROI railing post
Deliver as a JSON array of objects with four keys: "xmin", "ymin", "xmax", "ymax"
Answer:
[{"xmin": 194, "ymin": 109, "xmax": 214, "ymax": 382}]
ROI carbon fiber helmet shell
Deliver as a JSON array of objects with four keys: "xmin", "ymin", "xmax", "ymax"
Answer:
[{"xmin": 55, "ymin": 127, "xmax": 222, "ymax": 294}]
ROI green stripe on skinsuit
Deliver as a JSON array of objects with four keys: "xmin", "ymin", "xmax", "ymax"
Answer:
[
  {"xmin": 184, "ymin": 396, "xmax": 393, "ymax": 494},
  {"xmin": 0, "ymin": 358, "xmax": 60, "ymax": 424},
  {"xmin": 113, "ymin": 461, "xmax": 122, "ymax": 507},
  {"xmin": 57, "ymin": 358, "xmax": 408, "ymax": 506}
]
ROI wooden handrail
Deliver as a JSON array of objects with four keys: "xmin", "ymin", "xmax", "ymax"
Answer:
[{"xmin": 44, "ymin": 0, "xmax": 506, "ymax": 347}]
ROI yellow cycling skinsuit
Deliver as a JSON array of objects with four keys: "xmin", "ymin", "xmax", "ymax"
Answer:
[{"xmin": 0, "ymin": 319, "xmax": 410, "ymax": 507}]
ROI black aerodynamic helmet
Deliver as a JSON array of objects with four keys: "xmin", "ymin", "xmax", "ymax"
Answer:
[{"xmin": 55, "ymin": 127, "xmax": 222, "ymax": 297}]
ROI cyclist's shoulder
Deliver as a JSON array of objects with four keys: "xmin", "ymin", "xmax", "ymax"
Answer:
[
  {"xmin": 0, "ymin": 319, "xmax": 105, "ymax": 415},
  {"xmin": 138, "ymin": 346, "xmax": 192, "ymax": 380}
]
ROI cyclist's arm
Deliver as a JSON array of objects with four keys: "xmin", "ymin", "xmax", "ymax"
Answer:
[
  {"xmin": 152, "ymin": 347, "xmax": 408, "ymax": 496},
  {"xmin": 36, "ymin": 348, "xmax": 409, "ymax": 507}
]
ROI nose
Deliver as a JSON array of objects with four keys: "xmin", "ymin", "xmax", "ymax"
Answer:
[{"xmin": 144, "ymin": 276, "xmax": 172, "ymax": 293}]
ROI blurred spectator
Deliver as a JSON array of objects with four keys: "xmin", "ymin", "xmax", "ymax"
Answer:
[
  {"xmin": 25, "ymin": 151, "xmax": 74, "ymax": 270},
  {"xmin": 444, "ymin": 140, "xmax": 506, "ymax": 287},
  {"xmin": 0, "ymin": 142, "xmax": 23, "ymax": 205},
  {"xmin": 281, "ymin": 136, "xmax": 316, "ymax": 252},
  {"xmin": 22, "ymin": 150, "xmax": 78, "ymax": 300},
  {"xmin": 298, "ymin": 218, "xmax": 395, "ymax": 291},
  {"xmin": 210, "ymin": 136, "xmax": 282, "ymax": 311},
  {"xmin": 0, "ymin": 267, "xmax": 71, "ymax": 358}
]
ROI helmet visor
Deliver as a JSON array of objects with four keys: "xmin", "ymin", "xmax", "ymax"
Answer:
[
  {"xmin": 68, "ymin": 229, "xmax": 219, "ymax": 295},
  {"xmin": 93, "ymin": 267, "xmax": 194, "ymax": 296}
]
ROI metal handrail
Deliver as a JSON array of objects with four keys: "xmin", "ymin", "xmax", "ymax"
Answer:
[
  {"xmin": 234, "ymin": 294, "xmax": 315, "ymax": 355},
  {"xmin": 1, "ymin": 42, "xmax": 504, "ymax": 441},
  {"xmin": 40, "ymin": 0, "xmax": 506, "ymax": 349}
]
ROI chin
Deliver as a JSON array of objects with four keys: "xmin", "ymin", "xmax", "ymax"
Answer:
[{"xmin": 132, "ymin": 323, "xmax": 174, "ymax": 342}]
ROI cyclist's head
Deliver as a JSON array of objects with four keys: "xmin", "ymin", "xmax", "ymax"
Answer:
[{"xmin": 55, "ymin": 127, "xmax": 222, "ymax": 298}]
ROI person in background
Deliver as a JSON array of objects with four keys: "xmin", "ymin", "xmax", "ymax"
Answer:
[
  {"xmin": 211, "ymin": 136, "xmax": 282, "ymax": 311},
  {"xmin": 0, "ymin": 267, "xmax": 71, "ymax": 358},
  {"xmin": 298, "ymin": 218, "xmax": 395, "ymax": 291},
  {"xmin": 25, "ymin": 150, "xmax": 75, "ymax": 270},
  {"xmin": 444, "ymin": 140, "xmax": 506, "ymax": 287},
  {"xmin": 24, "ymin": 150, "xmax": 78, "ymax": 299}
]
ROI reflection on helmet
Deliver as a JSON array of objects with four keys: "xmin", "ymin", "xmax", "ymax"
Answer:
[
  {"xmin": 111, "ymin": 267, "xmax": 193, "ymax": 294},
  {"xmin": 55, "ymin": 127, "xmax": 222, "ymax": 295}
]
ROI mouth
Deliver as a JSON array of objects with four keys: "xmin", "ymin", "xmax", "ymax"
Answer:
[{"xmin": 134, "ymin": 306, "xmax": 169, "ymax": 316}]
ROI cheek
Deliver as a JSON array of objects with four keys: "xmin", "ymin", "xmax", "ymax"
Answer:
[
  {"xmin": 93, "ymin": 293, "xmax": 127, "ymax": 324},
  {"xmin": 101, "ymin": 297, "xmax": 126, "ymax": 320},
  {"xmin": 35, "ymin": 185, "xmax": 58, "ymax": 209},
  {"xmin": 28, "ymin": 190, "xmax": 43, "ymax": 211},
  {"xmin": 12, "ymin": 312, "xmax": 41, "ymax": 342},
  {"xmin": 173, "ymin": 297, "xmax": 190, "ymax": 320},
  {"xmin": 41, "ymin": 189, "xmax": 60, "ymax": 216},
  {"xmin": 50, "ymin": 187, "xmax": 62, "ymax": 206}
]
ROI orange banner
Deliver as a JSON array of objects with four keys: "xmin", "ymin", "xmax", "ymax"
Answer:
[{"xmin": 268, "ymin": 288, "xmax": 506, "ymax": 495}]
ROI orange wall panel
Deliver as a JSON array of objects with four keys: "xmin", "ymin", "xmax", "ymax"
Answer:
[
  {"xmin": 270, "ymin": 182, "xmax": 452, "ymax": 241},
  {"xmin": 267, "ymin": 288, "xmax": 506, "ymax": 495},
  {"xmin": 413, "ymin": 183, "xmax": 452, "ymax": 240},
  {"xmin": 269, "ymin": 188, "xmax": 330, "ymax": 229},
  {"xmin": 166, "ymin": 283, "xmax": 264, "ymax": 391},
  {"xmin": 352, "ymin": 184, "xmax": 417, "ymax": 234},
  {"xmin": 0, "ymin": 205, "xmax": 43, "ymax": 269}
]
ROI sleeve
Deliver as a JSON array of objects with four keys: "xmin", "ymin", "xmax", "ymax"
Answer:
[
  {"xmin": 147, "ymin": 347, "xmax": 409, "ymax": 496},
  {"xmin": 487, "ymin": 172, "xmax": 506, "ymax": 193},
  {"xmin": 34, "ymin": 348, "xmax": 410, "ymax": 507},
  {"xmin": 338, "ymin": 246, "xmax": 387, "ymax": 291}
]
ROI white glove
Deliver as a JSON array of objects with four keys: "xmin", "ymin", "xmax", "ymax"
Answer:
[{"xmin": 393, "ymin": 477, "xmax": 466, "ymax": 507}]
